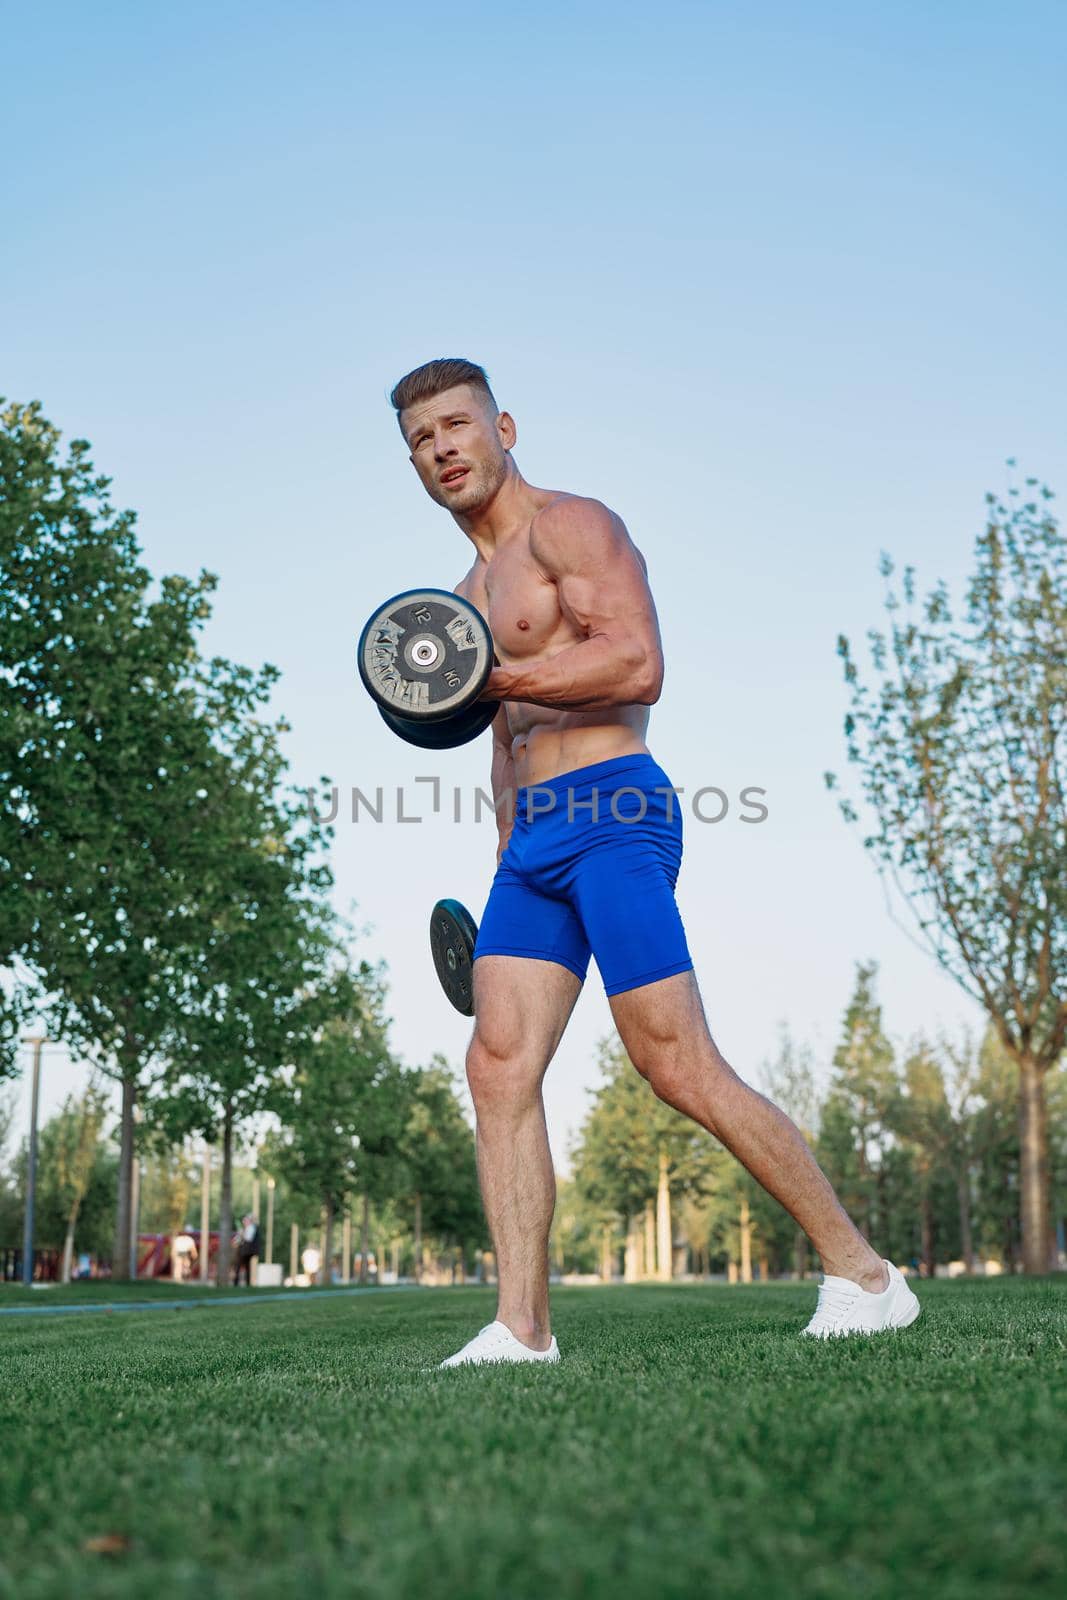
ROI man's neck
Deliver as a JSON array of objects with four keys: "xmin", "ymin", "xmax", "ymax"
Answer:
[{"xmin": 455, "ymin": 466, "xmax": 549, "ymax": 563}]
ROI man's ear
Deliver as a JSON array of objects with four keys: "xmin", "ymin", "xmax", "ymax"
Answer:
[{"xmin": 497, "ymin": 411, "xmax": 517, "ymax": 450}]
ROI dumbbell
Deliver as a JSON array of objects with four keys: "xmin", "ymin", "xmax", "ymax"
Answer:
[
  {"xmin": 357, "ymin": 588, "xmax": 498, "ymax": 748},
  {"xmin": 430, "ymin": 898, "xmax": 478, "ymax": 1016}
]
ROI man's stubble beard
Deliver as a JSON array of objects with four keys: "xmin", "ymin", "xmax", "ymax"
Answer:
[{"xmin": 434, "ymin": 451, "xmax": 509, "ymax": 517}]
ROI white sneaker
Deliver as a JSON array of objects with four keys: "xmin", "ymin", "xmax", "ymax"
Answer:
[
  {"xmin": 438, "ymin": 1320, "xmax": 560, "ymax": 1369},
  {"xmin": 802, "ymin": 1260, "xmax": 921, "ymax": 1339}
]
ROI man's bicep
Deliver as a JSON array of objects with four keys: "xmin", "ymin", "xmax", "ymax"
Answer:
[{"xmin": 532, "ymin": 498, "xmax": 659, "ymax": 641}]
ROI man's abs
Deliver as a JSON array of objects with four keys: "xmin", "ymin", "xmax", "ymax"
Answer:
[{"xmin": 507, "ymin": 708, "xmax": 651, "ymax": 789}]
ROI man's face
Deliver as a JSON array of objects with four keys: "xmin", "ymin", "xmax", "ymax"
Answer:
[{"xmin": 401, "ymin": 384, "xmax": 514, "ymax": 515}]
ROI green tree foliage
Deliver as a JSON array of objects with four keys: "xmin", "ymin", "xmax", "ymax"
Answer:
[
  {"xmin": 549, "ymin": 1176, "xmax": 604, "ymax": 1277},
  {"xmin": 571, "ymin": 1034, "xmax": 724, "ymax": 1277},
  {"xmin": 264, "ymin": 959, "xmax": 409, "ymax": 1277},
  {"xmin": 830, "ymin": 473, "xmax": 1067, "ymax": 1270},
  {"xmin": 397, "ymin": 1058, "xmax": 485, "ymax": 1274},
  {"xmin": 895, "ymin": 1035, "xmax": 981, "ymax": 1273},
  {"xmin": 147, "ymin": 781, "xmax": 335, "ymax": 1286},
  {"xmin": 0, "ymin": 400, "xmax": 336, "ymax": 1277},
  {"xmin": 761, "ymin": 1026, "xmax": 823, "ymax": 1276},
  {"xmin": 818, "ymin": 963, "xmax": 902, "ymax": 1246},
  {"xmin": 10, "ymin": 1090, "xmax": 117, "ymax": 1264}
]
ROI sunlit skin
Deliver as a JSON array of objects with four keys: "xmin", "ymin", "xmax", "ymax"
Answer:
[
  {"xmin": 400, "ymin": 382, "xmax": 889, "ymax": 1354},
  {"xmin": 402, "ymin": 383, "xmax": 660, "ymax": 799}
]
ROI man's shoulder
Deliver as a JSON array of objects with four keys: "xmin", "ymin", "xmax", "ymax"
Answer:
[{"xmin": 529, "ymin": 494, "xmax": 623, "ymax": 566}]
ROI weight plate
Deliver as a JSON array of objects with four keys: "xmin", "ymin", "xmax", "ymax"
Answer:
[
  {"xmin": 358, "ymin": 588, "xmax": 493, "ymax": 722},
  {"xmin": 430, "ymin": 898, "xmax": 479, "ymax": 1016},
  {"xmin": 378, "ymin": 698, "xmax": 499, "ymax": 749}
]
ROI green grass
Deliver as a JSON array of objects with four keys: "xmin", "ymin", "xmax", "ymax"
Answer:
[{"xmin": 1, "ymin": 1279, "xmax": 1064, "ymax": 1600}]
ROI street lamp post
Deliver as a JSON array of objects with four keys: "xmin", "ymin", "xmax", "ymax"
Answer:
[{"xmin": 21, "ymin": 1037, "xmax": 46, "ymax": 1287}]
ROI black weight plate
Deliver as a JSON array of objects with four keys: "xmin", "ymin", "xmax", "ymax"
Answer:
[
  {"xmin": 378, "ymin": 698, "xmax": 499, "ymax": 749},
  {"xmin": 430, "ymin": 898, "xmax": 479, "ymax": 1016},
  {"xmin": 358, "ymin": 588, "xmax": 493, "ymax": 722}
]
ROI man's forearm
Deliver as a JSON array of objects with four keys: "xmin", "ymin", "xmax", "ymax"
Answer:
[{"xmin": 488, "ymin": 634, "xmax": 661, "ymax": 710}]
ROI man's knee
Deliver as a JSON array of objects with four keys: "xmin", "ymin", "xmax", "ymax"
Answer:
[
  {"xmin": 466, "ymin": 1031, "xmax": 543, "ymax": 1115},
  {"xmin": 637, "ymin": 1035, "xmax": 735, "ymax": 1119}
]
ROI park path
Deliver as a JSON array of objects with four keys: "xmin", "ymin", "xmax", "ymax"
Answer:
[{"xmin": 0, "ymin": 1284, "xmax": 418, "ymax": 1318}]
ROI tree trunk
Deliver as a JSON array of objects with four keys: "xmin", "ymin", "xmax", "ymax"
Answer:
[
  {"xmin": 599, "ymin": 1226, "xmax": 613, "ymax": 1282},
  {"xmin": 128, "ymin": 1154, "xmax": 141, "ymax": 1279},
  {"xmin": 642, "ymin": 1200, "xmax": 655, "ymax": 1281},
  {"xmin": 956, "ymin": 1162, "xmax": 974, "ymax": 1272},
  {"xmin": 920, "ymin": 1184, "xmax": 935, "ymax": 1278},
  {"xmin": 413, "ymin": 1192, "xmax": 422, "ymax": 1284},
  {"xmin": 61, "ymin": 1198, "xmax": 81, "ymax": 1285},
  {"xmin": 876, "ymin": 1164, "xmax": 890, "ymax": 1259},
  {"xmin": 792, "ymin": 1227, "xmax": 807, "ymax": 1280},
  {"xmin": 1018, "ymin": 1054, "xmax": 1052, "ymax": 1273},
  {"xmin": 113, "ymin": 1072, "xmax": 137, "ymax": 1281},
  {"xmin": 624, "ymin": 1215, "xmax": 640, "ymax": 1282},
  {"xmin": 217, "ymin": 1102, "xmax": 235, "ymax": 1287},
  {"xmin": 656, "ymin": 1151, "xmax": 672, "ymax": 1282},
  {"xmin": 739, "ymin": 1193, "xmax": 752, "ymax": 1283},
  {"xmin": 359, "ymin": 1192, "xmax": 370, "ymax": 1284},
  {"xmin": 322, "ymin": 1199, "xmax": 334, "ymax": 1285}
]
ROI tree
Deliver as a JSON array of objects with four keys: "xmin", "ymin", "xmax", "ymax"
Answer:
[
  {"xmin": 10, "ymin": 1090, "xmax": 117, "ymax": 1268},
  {"xmin": 52, "ymin": 1078, "xmax": 110, "ymax": 1281},
  {"xmin": 149, "ymin": 779, "xmax": 335, "ymax": 1287},
  {"xmin": 265, "ymin": 958, "xmax": 408, "ymax": 1282},
  {"xmin": 1, "ymin": 400, "xmax": 337, "ymax": 1277},
  {"xmin": 396, "ymin": 1059, "xmax": 484, "ymax": 1280},
  {"xmin": 571, "ymin": 1035, "xmax": 722, "ymax": 1280},
  {"xmin": 830, "ymin": 473, "xmax": 1066, "ymax": 1271},
  {"xmin": 762, "ymin": 1025, "xmax": 823, "ymax": 1276},
  {"xmin": 137, "ymin": 1143, "xmax": 197, "ymax": 1276},
  {"xmin": 818, "ymin": 964, "xmax": 901, "ymax": 1251},
  {"xmin": 893, "ymin": 1031, "xmax": 994, "ymax": 1274}
]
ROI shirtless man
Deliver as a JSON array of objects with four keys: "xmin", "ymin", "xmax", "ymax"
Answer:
[{"xmin": 389, "ymin": 357, "xmax": 920, "ymax": 1363}]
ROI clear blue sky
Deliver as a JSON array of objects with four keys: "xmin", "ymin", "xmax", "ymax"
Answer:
[{"xmin": 3, "ymin": 1, "xmax": 1065, "ymax": 1162}]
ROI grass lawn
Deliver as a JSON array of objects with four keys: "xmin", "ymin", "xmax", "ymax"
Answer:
[{"xmin": 1, "ymin": 1278, "xmax": 1064, "ymax": 1600}]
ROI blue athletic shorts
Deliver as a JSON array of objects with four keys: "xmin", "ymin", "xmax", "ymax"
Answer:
[{"xmin": 474, "ymin": 753, "xmax": 694, "ymax": 996}]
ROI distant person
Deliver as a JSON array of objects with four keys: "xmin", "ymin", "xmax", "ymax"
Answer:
[
  {"xmin": 173, "ymin": 1232, "xmax": 197, "ymax": 1282},
  {"xmin": 233, "ymin": 1214, "xmax": 261, "ymax": 1286}
]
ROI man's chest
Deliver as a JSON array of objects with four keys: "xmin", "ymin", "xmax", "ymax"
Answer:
[{"xmin": 466, "ymin": 541, "xmax": 563, "ymax": 661}]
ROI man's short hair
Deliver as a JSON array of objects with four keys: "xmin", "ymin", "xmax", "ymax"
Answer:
[{"xmin": 389, "ymin": 358, "xmax": 498, "ymax": 432}]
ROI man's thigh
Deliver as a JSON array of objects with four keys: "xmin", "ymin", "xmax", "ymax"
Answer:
[
  {"xmin": 472, "ymin": 954, "xmax": 583, "ymax": 1078},
  {"xmin": 608, "ymin": 967, "xmax": 713, "ymax": 1064}
]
